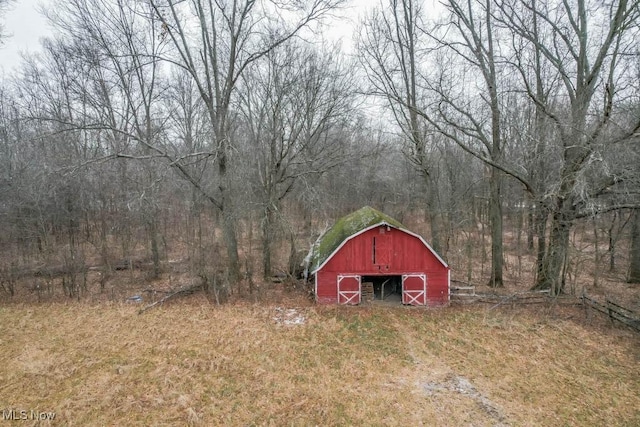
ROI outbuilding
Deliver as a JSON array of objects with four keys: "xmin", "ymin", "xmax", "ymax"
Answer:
[{"xmin": 305, "ymin": 206, "xmax": 450, "ymax": 306}]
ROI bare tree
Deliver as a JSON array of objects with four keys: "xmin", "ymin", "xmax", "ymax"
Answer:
[
  {"xmin": 41, "ymin": 0, "xmax": 170, "ymax": 277},
  {"xmin": 163, "ymin": 68, "xmax": 213, "ymax": 273},
  {"xmin": 358, "ymin": 0, "xmax": 446, "ymax": 254},
  {"xmin": 360, "ymin": 0, "xmax": 640, "ymax": 293},
  {"xmin": 239, "ymin": 41, "xmax": 356, "ymax": 277},
  {"xmin": 360, "ymin": 0, "xmax": 522, "ymax": 286},
  {"xmin": 497, "ymin": 0, "xmax": 640, "ymax": 293},
  {"xmin": 433, "ymin": 0, "xmax": 510, "ymax": 287},
  {"xmin": 148, "ymin": 0, "xmax": 345, "ymax": 282},
  {"xmin": 630, "ymin": 209, "xmax": 640, "ymax": 283}
]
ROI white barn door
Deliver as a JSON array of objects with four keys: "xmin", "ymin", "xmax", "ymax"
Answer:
[
  {"xmin": 402, "ymin": 273, "xmax": 427, "ymax": 306},
  {"xmin": 337, "ymin": 275, "xmax": 361, "ymax": 305}
]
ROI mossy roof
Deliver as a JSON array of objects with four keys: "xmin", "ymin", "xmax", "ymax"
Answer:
[{"xmin": 307, "ymin": 206, "xmax": 405, "ymax": 273}]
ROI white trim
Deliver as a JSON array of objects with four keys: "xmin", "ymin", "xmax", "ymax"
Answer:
[
  {"xmin": 314, "ymin": 273, "xmax": 318, "ymax": 303},
  {"xmin": 337, "ymin": 274, "xmax": 361, "ymax": 305},
  {"xmin": 402, "ymin": 273, "xmax": 427, "ymax": 306},
  {"xmin": 447, "ymin": 269, "xmax": 451, "ymax": 303},
  {"xmin": 311, "ymin": 222, "xmax": 448, "ymax": 274}
]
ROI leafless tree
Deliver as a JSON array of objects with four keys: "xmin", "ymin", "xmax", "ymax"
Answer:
[
  {"xmin": 41, "ymin": 0, "xmax": 171, "ymax": 278},
  {"xmin": 358, "ymin": 0, "xmax": 447, "ymax": 254},
  {"xmin": 238, "ymin": 41, "xmax": 356, "ymax": 277},
  {"xmin": 496, "ymin": 0, "xmax": 640, "ymax": 293},
  {"xmin": 147, "ymin": 0, "xmax": 345, "ymax": 282},
  {"xmin": 359, "ymin": 0, "xmax": 515, "ymax": 286},
  {"xmin": 630, "ymin": 209, "xmax": 640, "ymax": 283},
  {"xmin": 163, "ymin": 68, "xmax": 213, "ymax": 273},
  {"xmin": 359, "ymin": 0, "xmax": 640, "ymax": 292},
  {"xmin": 431, "ymin": 0, "xmax": 513, "ymax": 287}
]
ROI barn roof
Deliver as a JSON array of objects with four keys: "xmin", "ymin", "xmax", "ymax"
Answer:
[{"xmin": 305, "ymin": 206, "xmax": 406, "ymax": 274}]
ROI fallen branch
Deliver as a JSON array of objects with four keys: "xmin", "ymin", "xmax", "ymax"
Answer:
[
  {"xmin": 138, "ymin": 282, "xmax": 204, "ymax": 314},
  {"xmin": 142, "ymin": 288, "xmax": 172, "ymax": 295}
]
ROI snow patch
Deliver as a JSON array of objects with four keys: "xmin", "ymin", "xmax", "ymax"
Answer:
[{"xmin": 273, "ymin": 307, "xmax": 306, "ymax": 326}]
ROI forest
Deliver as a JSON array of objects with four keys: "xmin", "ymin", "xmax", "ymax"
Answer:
[{"xmin": 0, "ymin": 0, "xmax": 639, "ymax": 303}]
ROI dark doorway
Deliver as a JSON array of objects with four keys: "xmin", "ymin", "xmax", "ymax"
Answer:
[{"xmin": 361, "ymin": 275, "xmax": 402, "ymax": 301}]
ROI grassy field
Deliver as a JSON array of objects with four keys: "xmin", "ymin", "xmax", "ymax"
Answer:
[{"xmin": 0, "ymin": 299, "xmax": 638, "ymax": 426}]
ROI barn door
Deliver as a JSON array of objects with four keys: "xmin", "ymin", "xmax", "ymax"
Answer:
[
  {"xmin": 402, "ymin": 274, "xmax": 427, "ymax": 306},
  {"xmin": 337, "ymin": 275, "xmax": 361, "ymax": 305}
]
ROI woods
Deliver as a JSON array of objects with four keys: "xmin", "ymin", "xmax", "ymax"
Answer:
[{"xmin": 1, "ymin": 0, "xmax": 639, "ymax": 299}]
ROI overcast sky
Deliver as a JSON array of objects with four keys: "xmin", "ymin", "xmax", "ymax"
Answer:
[
  {"xmin": 1, "ymin": 0, "xmax": 52, "ymax": 74},
  {"xmin": 0, "ymin": 0, "xmax": 375, "ymax": 76}
]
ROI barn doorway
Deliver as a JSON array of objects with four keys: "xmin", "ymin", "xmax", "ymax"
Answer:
[{"xmin": 361, "ymin": 275, "xmax": 402, "ymax": 303}]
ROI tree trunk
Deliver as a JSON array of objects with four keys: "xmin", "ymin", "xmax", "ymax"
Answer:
[
  {"xmin": 218, "ymin": 142, "xmax": 241, "ymax": 284},
  {"xmin": 485, "ymin": 0, "xmax": 504, "ymax": 288},
  {"xmin": 149, "ymin": 217, "xmax": 160, "ymax": 279},
  {"xmin": 261, "ymin": 204, "xmax": 275, "ymax": 279},
  {"xmin": 628, "ymin": 209, "xmax": 640, "ymax": 283},
  {"xmin": 303, "ymin": 205, "xmax": 312, "ymax": 238},
  {"xmin": 429, "ymin": 207, "xmax": 441, "ymax": 255},
  {"xmin": 607, "ymin": 211, "xmax": 619, "ymax": 272},
  {"xmin": 533, "ymin": 203, "xmax": 548, "ymax": 283},
  {"xmin": 488, "ymin": 166, "xmax": 504, "ymax": 287},
  {"xmin": 220, "ymin": 203, "xmax": 240, "ymax": 284},
  {"xmin": 534, "ymin": 208, "xmax": 571, "ymax": 295},
  {"xmin": 426, "ymin": 177, "xmax": 441, "ymax": 254},
  {"xmin": 527, "ymin": 198, "xmax": 535, "ymax": 252},
  {"xmin": 593, "ymin": 216, "xmax": 600, "ymax": 287},
  {"xmin": 288, "ymin": 231, "xmax": 300, "ymax": 278}
]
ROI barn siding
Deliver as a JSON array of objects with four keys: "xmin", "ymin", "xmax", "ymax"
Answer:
[
  {"xmin": 426, "ymin": 271, "xmax": 449, "ymax": 305},
  {"xmin": 316, "ymin": 270, "xmax": 339, "ymax": 304}
]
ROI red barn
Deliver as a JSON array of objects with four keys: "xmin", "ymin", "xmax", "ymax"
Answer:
[{"xmin": 305, "ymin": 206, "xmax": 449, "ymax": 306}]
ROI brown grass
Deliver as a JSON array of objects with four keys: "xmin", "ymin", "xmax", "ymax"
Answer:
[{"xmin": 1, "ymin": 300, "xmax": 638, "ymax": 426}]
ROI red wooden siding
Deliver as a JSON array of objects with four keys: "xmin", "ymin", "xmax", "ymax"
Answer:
[
  {"xmin": 426, "ymin": 271, "xmax": 449, "ymax": 305},
  {"xmin": 321, "ymin": 227, "xmax": 443, "ymax": 274}
]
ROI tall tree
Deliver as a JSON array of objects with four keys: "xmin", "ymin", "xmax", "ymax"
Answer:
[
  {"xmin": 360, "ymin": 0, "xmax": 640, "ymax": 293},
  {"xmin": 42, "ymin": 0, "xmax": 169, "ymax": 277},
  {"xmin": 239, "ymin": 41, "xmax": 355, "ymax": 277},
  {"xmin": 630, "ymin": 209, "xmax": 640, "ymax": 283},
  {"xmin": 148, "ymin": 0, "xmax": 345, "ymax": 282},
  {"xmin": 436, "ymin": 0, "xmax": 507, "ymax": 287},
  {"xmin": 358, "ymin": 0, "xmax": 444, "ymax": 254},
  {"xmin": 361, "ymin": 0, "xmax": 535, "ymax": 287},
  {"xmin": 498, "ymin": 0, "xmax": 640, "ymax": 293}
]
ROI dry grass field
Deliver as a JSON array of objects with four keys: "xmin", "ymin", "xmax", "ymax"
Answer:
[{"xmin": 1, "ymin": 297, "xmax": 638, "ymax": 426}]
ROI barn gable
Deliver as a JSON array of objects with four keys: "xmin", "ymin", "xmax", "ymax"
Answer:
[{"xmin": 306, "ymin": 206, "xmax": 448, "ymax": 275}]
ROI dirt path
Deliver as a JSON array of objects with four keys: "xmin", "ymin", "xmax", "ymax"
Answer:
[{"xmin": 390, "ymin": 312, "xmax": 510, "ymax": 427}]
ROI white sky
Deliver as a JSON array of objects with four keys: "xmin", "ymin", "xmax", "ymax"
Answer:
[
  {"xmin": 1, "ymin": 0, "xmax": 52, "ymax": 74},
  {"xmin": 0, "ymin": 0, "xmax": 374, "ymax": 75}
]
